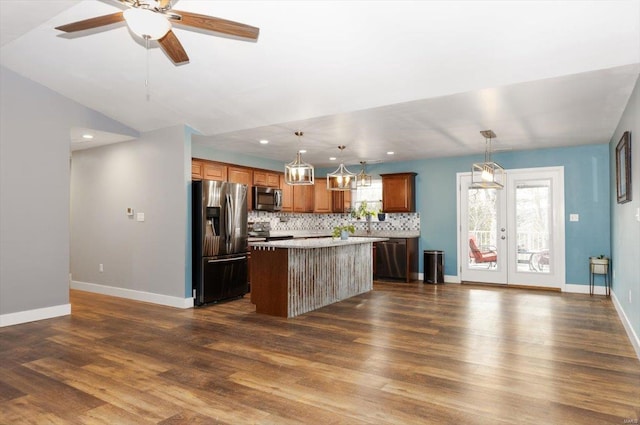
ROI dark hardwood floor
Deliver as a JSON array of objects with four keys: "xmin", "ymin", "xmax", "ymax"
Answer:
[{"xmin": 1, "ymin": 282, "xmax": 638, "ymax": 424}]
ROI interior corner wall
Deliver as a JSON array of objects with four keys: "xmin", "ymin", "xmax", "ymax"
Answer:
[
  {"xmin": 610, "ymin": 73, "xmax": 640, "ymax": 344},
  {"xmin": 0, "ymin": 66, "xmax": 137, "ymax": 324},
  {"xmin": 70, "ymin": 126, "xmax": 188, "ymax": 301}
]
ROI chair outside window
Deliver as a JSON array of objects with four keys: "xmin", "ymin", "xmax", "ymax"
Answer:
[{"xmin": 469, "ymin": 236, "xmax": 497, "ymax": 268}]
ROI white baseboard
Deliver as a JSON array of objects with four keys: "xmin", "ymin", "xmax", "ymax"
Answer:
[
  {"xmin": 611, "ymin": 290, "xmax": 640, "ymax": 361},
  {"xmin": 0, "ymin": 303, "xmax": 71, "ymax": 327},
  {"xmin": 71, "ymin": 281, "xmax": 194, "ymax": 309},
  {"xmin": 564, "ymin": 283, "xmax": 608, "ymax": 295}
]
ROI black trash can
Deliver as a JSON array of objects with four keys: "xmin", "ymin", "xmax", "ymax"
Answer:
[{"xmin": 424, "ymin": 250, "xmax": 444, "ymax": 284}]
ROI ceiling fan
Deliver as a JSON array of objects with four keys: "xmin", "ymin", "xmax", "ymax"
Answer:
[{"xmin": 55, "ymin": 0, "xmax": 259, "ymax": 65}]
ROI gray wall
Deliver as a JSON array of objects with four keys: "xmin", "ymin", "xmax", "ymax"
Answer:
[
  {"xmin": 610, "ymin": 74, "xmax": 640, "ymax": 343},
  {"xmin": 0, "ymin": 66, "xmax": 137, "ymax": 317},
  {"xmin": 70, "ymin": 126, "xmax": 189, "ymax": 298}
]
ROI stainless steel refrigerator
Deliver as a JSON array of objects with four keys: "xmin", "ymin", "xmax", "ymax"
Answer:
[{"xmin": 192, "ymin": 180, "xmax": 249, "ymax": 305}]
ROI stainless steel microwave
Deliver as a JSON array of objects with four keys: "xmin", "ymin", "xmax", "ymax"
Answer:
[{"xmin": 253, "ymin": 186, "xmax": 283, "ymax": 211}]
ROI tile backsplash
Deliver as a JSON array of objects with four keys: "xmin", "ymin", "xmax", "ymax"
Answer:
[{"xmin": 248, "ymin": 211, "xmax": 420, "ymax": 232}]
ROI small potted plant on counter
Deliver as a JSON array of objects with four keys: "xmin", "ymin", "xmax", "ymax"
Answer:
[
  {"xmin": 377, "ymin": 209, "xmax": 386, "ymax": 221},
  {"xmin": 333, "ymin": 224, "xmax": 355, "ymax": 240}
]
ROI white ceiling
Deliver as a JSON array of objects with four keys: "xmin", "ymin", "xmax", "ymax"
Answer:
[{"xmin": 1, "ymin": 0, "xmax": 639, "ymax": 166}]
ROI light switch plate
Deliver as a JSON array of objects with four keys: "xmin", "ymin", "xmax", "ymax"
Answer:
[
  {"xmin": 126, "ymin": 207, "xmax": 134, "ymax": 216},
  {"xmin": 137, "ymin": 212, "xmax": 145, "ymax": 222},
  {"xmin": 569, "ymin": 214, "xmax": 579, "ymax": 222}
]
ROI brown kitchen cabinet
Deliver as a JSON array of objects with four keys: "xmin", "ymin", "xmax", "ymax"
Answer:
[
  {"xmin": 332, "ymin": 189, "xmax": 352, "ymax": 213},
  {"xmin": 191, "ymin": 159, "xmax": 227, "ymax": 181},
  {"xmin": 203, "ymin": 162, "xmax": 227, "ymax": 181},
  {"xmin": 293, "ymin": 184, "xmax": 314, "ymax": 212},
  {"xmin": 228, "ymin": 166, "xmax": 253, "ymax": 210},
  {"xmin": 191, "ymin": 159, "xmax": 203, "ymax": 180},
  {"xmin": 253, "ymin": 170, "xmax": 280, "ymax": 188},
  {"xmin": 313, "ymin": 180, "xmax": 332, "ymax": 213},
  {"xmin": 279, "ymin": 175, "xmax": 293, "ymax": 212},
  {"xmin": 381, "ymin": 172, "xmax": 417, "ymax": 212}
]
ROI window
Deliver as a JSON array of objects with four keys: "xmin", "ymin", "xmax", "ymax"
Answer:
[{"xmin": 352, "ymin": 178, "xmax": 382, "ymax": 215}]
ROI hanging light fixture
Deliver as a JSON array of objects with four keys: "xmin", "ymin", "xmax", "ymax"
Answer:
[
  {"xmin": 285, "ymin": 131, "xmax": 314, "ymax": 185},
  {"xmin": 327, "ymin": 146, "xmax": 356, "ymax": 191},
  {"xmin": 356, "ymin": 161, "xmax": 372, "ymax": 187},
  {"xmin": 471, "ymin": 130, "xmax": 504, "ymax": 189}
]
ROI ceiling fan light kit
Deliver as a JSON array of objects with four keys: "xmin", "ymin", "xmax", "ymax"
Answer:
[
  {"xmin": 327, "ymin": 146, "xmax": 356, "ymax": 191},
  {"xmin": 123, "ymin": 8, "xmax": 171, "ymax": 40},
  {"xmin": 471, "ymin": 129, "xmax": 504, "ymax": 189},
  {"xmin": 285, "ymin": 131, "xmax": 315, "ymax": 185}
]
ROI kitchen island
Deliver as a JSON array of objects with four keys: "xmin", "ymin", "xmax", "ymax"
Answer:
[{"xmin": 249, "ymin": 237, "xmax": 387, "ymax": 317}]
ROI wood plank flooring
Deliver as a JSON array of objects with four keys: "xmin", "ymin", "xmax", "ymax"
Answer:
[{"xmin": 1, "ymin": 282, "xmax": 639, "ymax": 424}]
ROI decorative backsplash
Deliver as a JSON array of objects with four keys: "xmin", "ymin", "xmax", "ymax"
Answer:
[{"xmin": 248, "ymin": 211, "xmax": 420, "ymax": 232}]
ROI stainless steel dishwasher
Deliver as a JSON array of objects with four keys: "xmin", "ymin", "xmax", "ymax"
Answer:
[{"xmin": 376, "ymin": 238, "xmax": 407, "ymax": 279}]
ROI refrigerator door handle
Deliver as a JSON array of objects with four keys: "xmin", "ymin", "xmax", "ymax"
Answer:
[
  {"xmin": 207, "ymin": 256, "xmax": 247, "ymax": 263},
  {"xmin": 225, "ymin": 192, "xmax": 233, "ymax": 245}
]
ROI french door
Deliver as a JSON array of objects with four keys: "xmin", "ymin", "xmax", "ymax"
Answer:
[{"xmin": 458, "ymin": 167, "xmax": 565, "ymax": 289}]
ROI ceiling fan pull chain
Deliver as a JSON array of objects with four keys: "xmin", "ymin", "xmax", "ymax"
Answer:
[{"xmin": 144, "ymin": 35, "xmax": 151, "ymax": 102}]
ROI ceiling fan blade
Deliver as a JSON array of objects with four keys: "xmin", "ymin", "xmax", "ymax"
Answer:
[
  {"xmin": 158, "ymin": 30, "xmax": 189, "ymax": 64},
  {"xmin": 171, "ymin": 10, "xmax": 259, "ymax": 40},
  {"xmin": 55, "ymin": 12, "xmax": 125, "ymax": 33}
]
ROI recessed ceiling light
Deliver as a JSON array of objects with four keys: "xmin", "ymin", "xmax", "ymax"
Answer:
[
  {"xmin": 259, "ymin": 139, "xmax": 269, "ymax": 145},
  {"xmin": 387, "ymin": 151, "xmax": 395, "ymax": 155},
  {"xmin": 329, "ymin": 157, "xmax": 337, "ymax": 161},
  {"xmin": 299, "ymin": 149, "xmax": 307, "ymax": 154},
  {"xmin": 82, "ymin": 134, "xmax": 94, "ymax": 140}
]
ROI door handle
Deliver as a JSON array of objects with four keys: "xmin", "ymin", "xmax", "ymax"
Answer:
[{"xmin": 208, "ymin": 256, "xmax": 246, "ymax": 263}]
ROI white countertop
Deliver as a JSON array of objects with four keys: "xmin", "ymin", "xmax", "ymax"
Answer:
[
  {"xmin": 267, "ymin": 230, "xmax": 420, "ymax": 239},
  {"xmin": 250, "ymin": 236, "xmax": 388, "ymax": 249}
]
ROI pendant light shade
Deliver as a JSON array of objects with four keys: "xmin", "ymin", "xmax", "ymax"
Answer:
[
  {"xmin": 471, "ymin": 130, "xmax": 504, "ymax": 189},
  {"xmin": 285, "ymin": 131, "xmax": 314, "ymax": 185},
  {"xmin": 123, "ymin": 8, "xmax": 171, "ymax": 40},
  {"xmin": 356, "ymin": 161, "xmax": 372, "ymax": 187},
  {"xmin": 327, "ymin": 146, "xmax": 356, "ymax": 191}
]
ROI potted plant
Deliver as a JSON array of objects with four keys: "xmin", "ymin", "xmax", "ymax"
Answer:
[
  {"xmin": 377, "ymin": 209, "xmax": 386, "ymax": 221},
  {"xmin": 358, "ymin": 201, "xmax": 374, "ymax": 222},
  {"xmin": 589, "ymin": 255, "xmax": 609, "ymax": 274},
  {"xmin": 333, "ymin": 224, "xmax": 355, "ymax": 240}
]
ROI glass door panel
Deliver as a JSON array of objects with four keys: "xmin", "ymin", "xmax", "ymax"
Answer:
[
  {"xmin": 514, "ymin": 179, "xmax": 551, "ymax": 274},
  {"xmin": 460, "ymin": 175, "xmax": 507, "ymax": 284}
]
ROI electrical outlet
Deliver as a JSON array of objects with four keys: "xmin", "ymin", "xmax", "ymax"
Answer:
[
  {"xmin": 137, "ymin": 212, "xmax": 145, "ymax": 222},
  {"xmin": 569, "ymin": 214, "xmax": 579, "ymax": 222},
  {"xmin": 99, "ymin": 263, "xmax": 103, "ymax": 273}
]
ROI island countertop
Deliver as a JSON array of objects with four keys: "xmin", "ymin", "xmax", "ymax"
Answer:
[{"xmin": 250, "ymin": 236, "xmax": 388, "ymax": 249}]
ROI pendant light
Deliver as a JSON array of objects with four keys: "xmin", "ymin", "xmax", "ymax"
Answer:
[
  {"xmin": 471, "ymin": 130, "xmax": 504, "ymax": 189},
  {"xmin": 327, "ymin": 146, "xmax": 356, "ymax": 191},
  {"xmin": 356, "ymin": 161, "xmax": 372, "ymax": 187},
  {"xmin": 285, "ymin": 131, "xmax": 314, "ymax": 185}
]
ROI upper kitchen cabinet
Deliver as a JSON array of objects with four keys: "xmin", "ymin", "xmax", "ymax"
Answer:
[
  {"xmin": 313, "ymin": 180, "xmax": 332, "ymax": 213},
  {"xmin": 293, "ymin": 184, "xmax": 314, "ymax": 213},
  {"xmin": 332, "ymin": 189, "xmax": 352, "ymax": 213},
  {"xmin": 192, "ymin": 159, "xmax": 203, "ymax": 180},
  {"xmin": 381, "ymin": 173, "xmax": 417, "ymax": 212},
  {"xmin": 191, "ymin": 159, "xmax": 227, "ymax": 181},
  {"xmin": 279, "ymin": 175, "xmax": 293, "ymax": 212},
  {"xmin": 253, "ymin": 170, "xmax": 280, "ymax": 188},
  {"xmin": 228, "ymin": 166, "xmax": 253, "ymax": 210}
]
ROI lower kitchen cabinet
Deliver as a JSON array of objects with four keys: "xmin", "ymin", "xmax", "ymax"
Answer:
[{"xmin": 374, "ymin": 238, "xmax": 418, "ymax": 282}]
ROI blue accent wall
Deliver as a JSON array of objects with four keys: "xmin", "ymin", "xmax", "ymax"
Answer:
[{"xmin": 361, "ymin": 144, "xmax": 611, "ymax": 285}]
